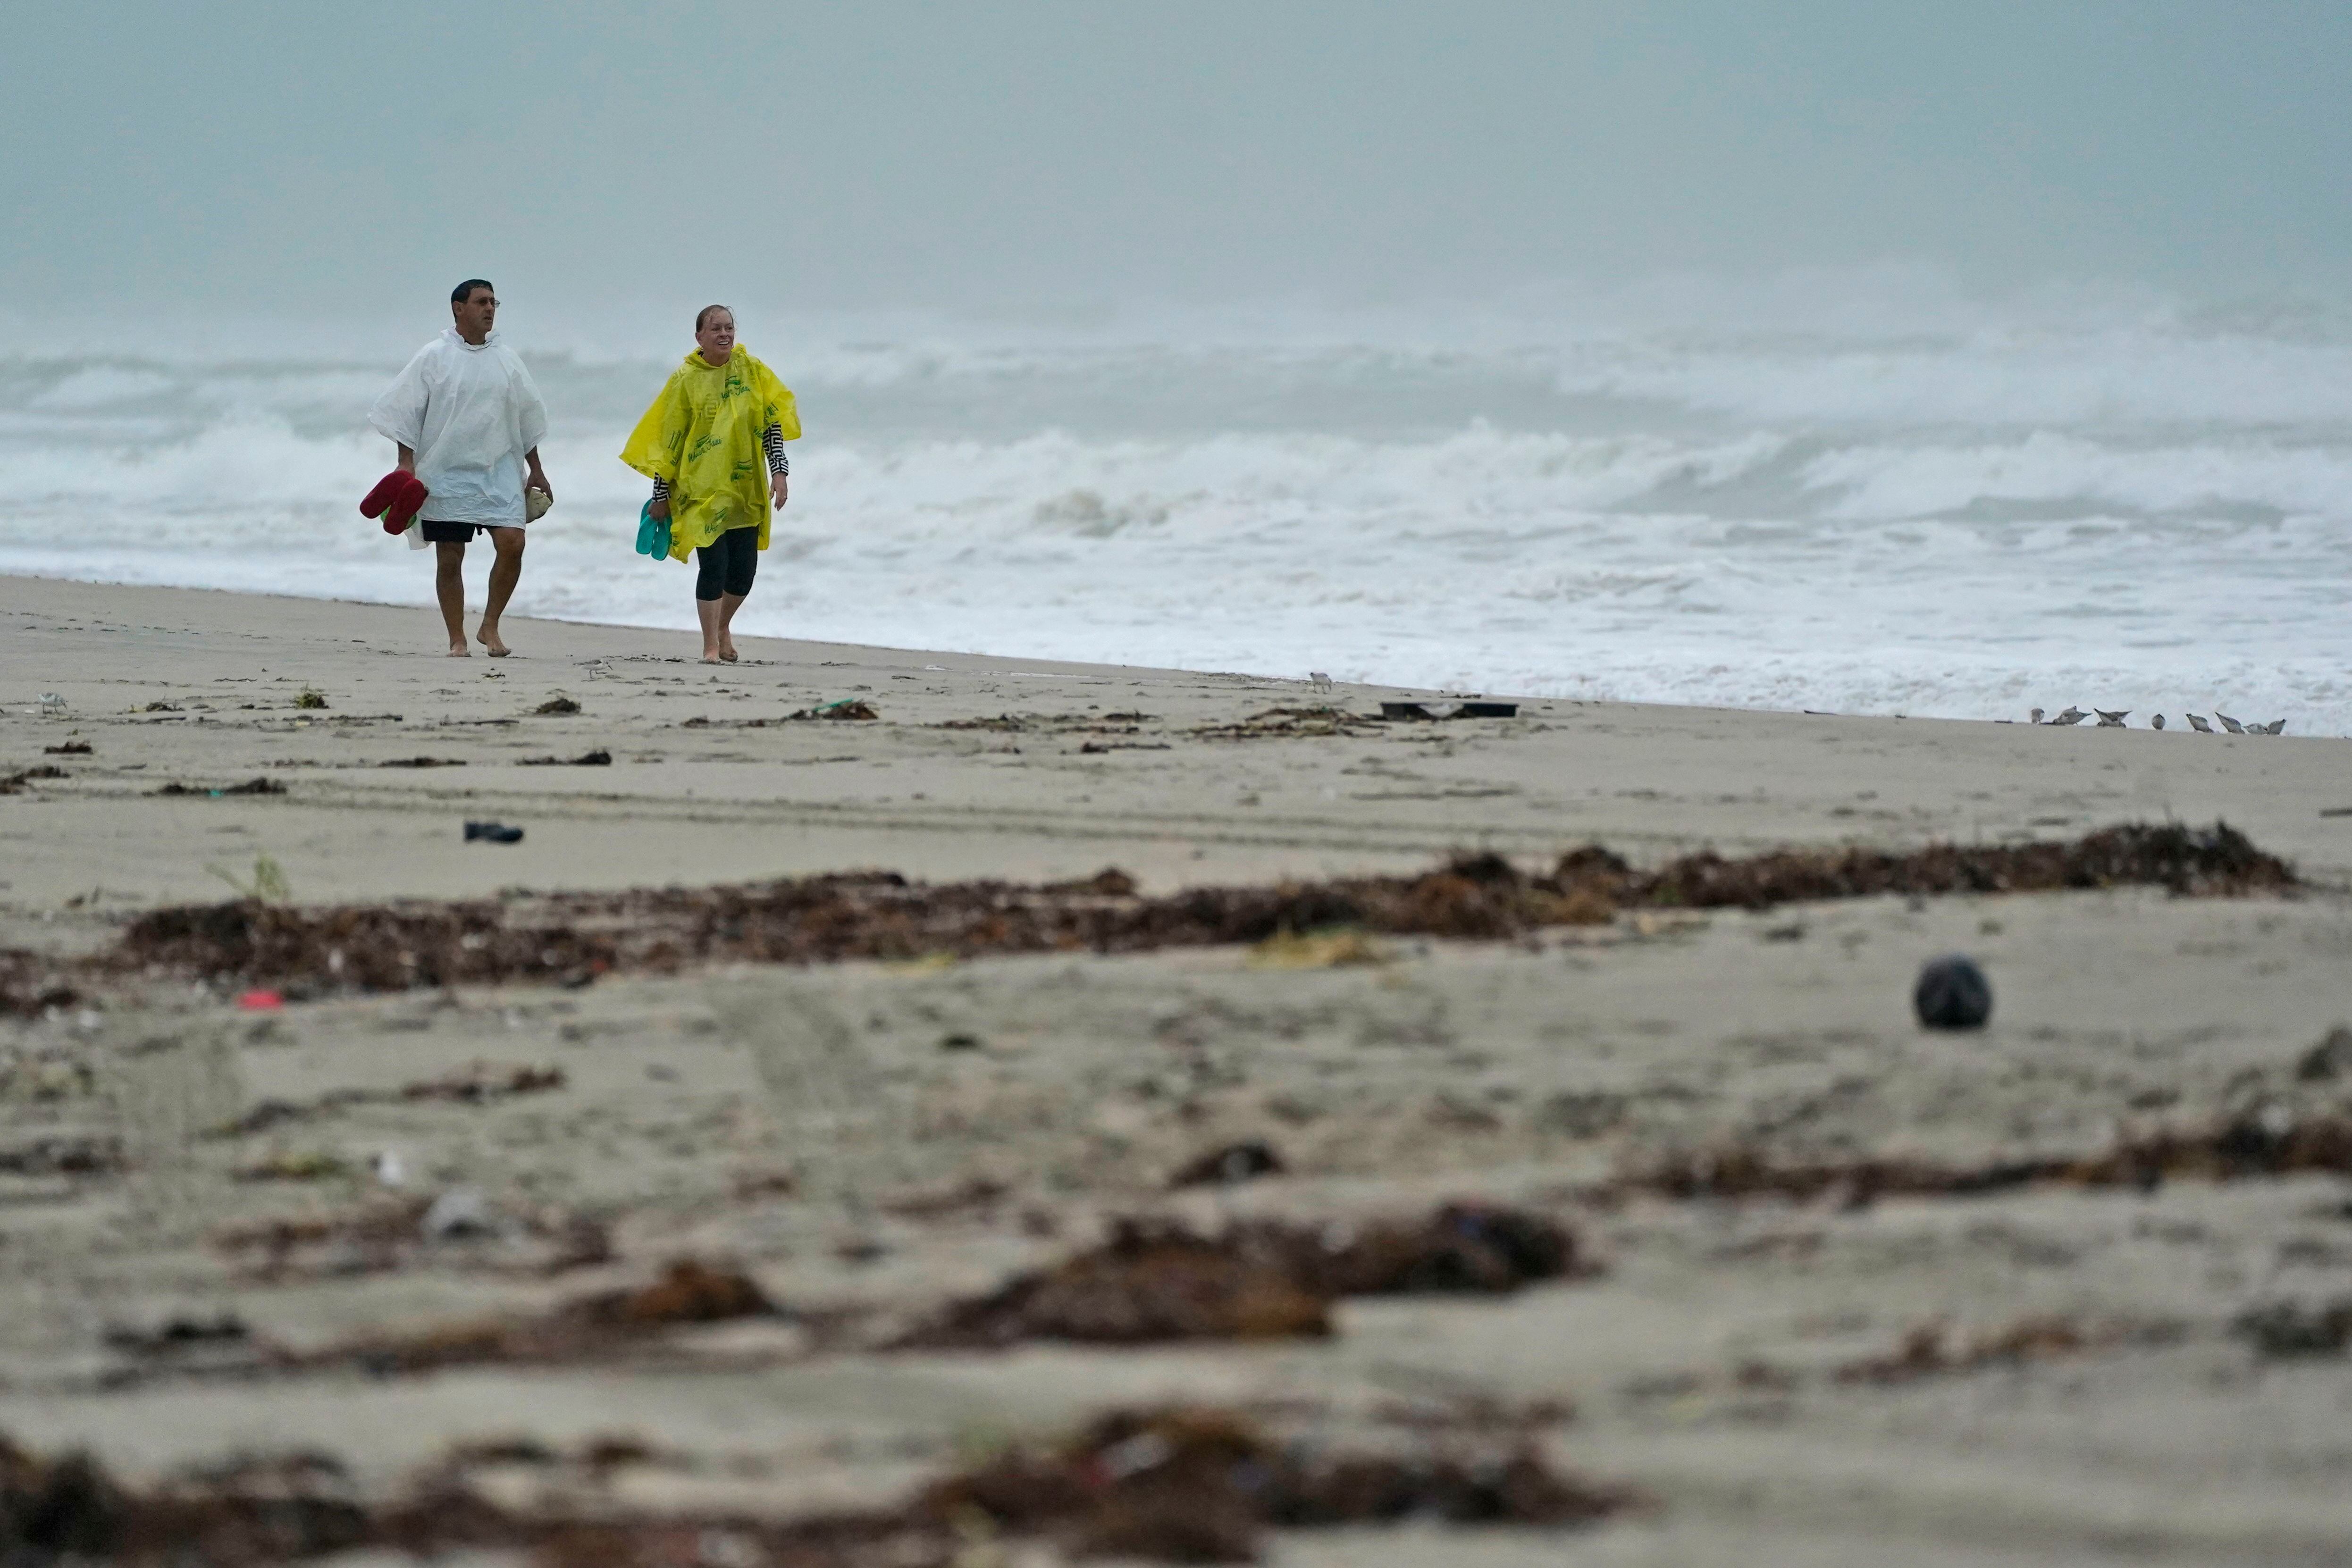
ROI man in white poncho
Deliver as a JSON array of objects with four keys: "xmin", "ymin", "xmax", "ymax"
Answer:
[{"xmin": 368, "ymin": 279, "xmax": 552, "ymax": 656}]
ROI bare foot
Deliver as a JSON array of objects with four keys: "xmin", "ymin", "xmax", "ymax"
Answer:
[
  {"xmin": 477, "ymin": 627, "xmax": 511, "ymax": 658},
  {"xmin": 446, "ymin": 641, "xmax": 471, "ymax": 657},
  {"xmin": 700, "ymin": 648, "xmax": 723, "ymax": 664},
  {"xmin": 719, "ymin": 643, "xmax": 739, "ymax": 663}
]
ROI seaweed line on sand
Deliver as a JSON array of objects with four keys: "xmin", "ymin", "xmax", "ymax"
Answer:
[
  {"xmin": 0, "ymin": 1403, "xmax": 1643, "ymax": 1567},
  {"xmin": 0, "ymin": 822, "xmax": 2291, "ymax": 1012}
]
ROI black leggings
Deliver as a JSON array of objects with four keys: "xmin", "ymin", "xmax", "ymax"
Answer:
[{"xmin": 694, "ymin": 527, "xmax": 759, "ymax": 601}]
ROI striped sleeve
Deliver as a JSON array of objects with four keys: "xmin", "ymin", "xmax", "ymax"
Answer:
[{"xmin": 761, "ymin": 423, "xmax": 789, "ymax": 478}]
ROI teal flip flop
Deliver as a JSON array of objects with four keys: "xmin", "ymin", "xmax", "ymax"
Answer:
[{"xmin": 635, "ymin": 502, "xmax": 672, "ymax": 559}]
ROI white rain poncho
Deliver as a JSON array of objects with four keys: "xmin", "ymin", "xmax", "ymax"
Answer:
[{"xmin": 367, "ymin": 328, "xmax": 549, "ymax": 525}]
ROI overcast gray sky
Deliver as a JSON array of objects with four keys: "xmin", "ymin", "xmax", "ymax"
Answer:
[{"xmin": 7, "ymin": 1, "xmax": 2349, "ymax": 320}]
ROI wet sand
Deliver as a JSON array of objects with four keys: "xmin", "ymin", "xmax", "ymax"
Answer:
[{"xmin": 3, "ymin": 574, "xmax": 2351, "ymax": 1565}]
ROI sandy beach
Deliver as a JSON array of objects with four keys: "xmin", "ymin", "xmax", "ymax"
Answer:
[{"xmin": 5, "ymin": 573, "xmax": 2352, "ymax": 1566}]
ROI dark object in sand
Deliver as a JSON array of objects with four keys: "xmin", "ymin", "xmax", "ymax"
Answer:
[
  {"xmin": 517, "ymin": 749, "xmax": 612, "ymax": 767},
  {"xmin": 153, "ymin": 778, "xmax": 285, "ymax": 797},
  {"xmin": 463, "ymin": 822, "xmax": 523, "ymax": 844},
  {"xmin": 900, "ymin": 1204, "xmax": 1583, "ymax": 1350},
  {"xmin": 42, "ymin": 740, "xmax": 91, "ymax": 755},
  {"xmin": 38, "ymin": 822, "xmax": 2288, "ymax": 1007},
  {"xmin": 377, "ymin": 757, "xmax": 466, "ymax": 769},
  {"xmin": 294, "ymin": 690, "xmax": 328, "ymax": 710},
  {"xmin": 532, "ymin": 696, "xmax": 581, "ymax": 715},
  {"xmin": 789, "ymin": 699, "xmax": 879, "ymax": 721},
  {"xmin": 142, "ymin": 700, "xmax": 181, "ymax": 713},
  {"xmin": 2233, "ymin": 1299, "xmax": 2352, "ymax": 1358},
  {"xmin": 2296, "ymin": 1025, "xmax": 2352, "ymax": 1082},
  {"xmin": 0, "ymin": 1134, "xmax": 121, "ymax": 1177},
  {"xmin": 1170, "ymin": 1140, "xmax": 1285, "ymax": 1187},
  {"xmin": 1378, "ymin": 700, "xmax": 1517, "ymax": 721},
  {"xmin": 1914, "ymin": 954, "xmax": 1993, "ymax": 1029},
  {"xmin": 103, "ymin": 1314, "xmax": 249, "ymax": 1355},
  {"xmin": 0, "ymin": 766, "xmax": 70, "ymax": 794}
]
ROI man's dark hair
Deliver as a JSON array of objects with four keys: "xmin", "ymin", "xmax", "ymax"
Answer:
[
  {"xmin": 696, "ymin": 303, "xmax": 733, "ymax": 333},
  {"xmin": 451, "ymin": 278, "xmax": 495, "ymax": 305}
]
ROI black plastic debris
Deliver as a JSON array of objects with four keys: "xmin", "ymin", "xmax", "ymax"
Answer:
[
  {"xmin": 1915, "ymin": 954, "xmax": 1993, "ymax": 1030},
  {"xmin": 463, "ymin": 822, "xmax": 524, "ymax": 844}
]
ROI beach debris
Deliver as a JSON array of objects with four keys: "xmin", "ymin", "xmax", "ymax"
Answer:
[
  {"xmin": 226, "ymin": 1062, "xmax": 562, "ymax": 1134},
  {"xmin": 2215, "ymin": 711, "xmax": 2245, "ymax": 734},
  {"xmin": 901, "ymin": 1204, "xmax": 1585, "ymax": 1350},
  {"xmin": 369, "ymin": 1149, "xmax": 407, "ymax": 1186},
  {"xmin": 294, "ymin": 688, "xmax": 328, "ymax": 710},
  {"xmin": 2094, "ymin": 708, "xmax": 2128, "ymax": 727},
  {"xmin": 936, "ymin": 1031, "xmax": 983, "ymax": 1051},
  {"xmin": 924, "ymin": 1405, "xmax": 1639, "ymax": 1559},
  {"xmin": 517, "ymin": 748, "xmax": 612, "ymax": 766},
  {"xmin": 290, "ymin": 1258, "xmax": 776, "ymax": 1375},
  {"xmin": 531, "ymin": 696, "xmax": 580, "ymax": 715},
  {"xmin": 1191, "ymin": 704, "xmax": 1376, "ymax": 740},
  {"xmin": 153, "ymin": 778, "xmax": 285, "ymax": 797},
  {"xmin": 0, "ymin": 1403, "xmax": 1641, "ymax": 1568},
  {"xmin": 1245, "ymin": 927, "xmax": 1390, "ymax": 969},
  {"xmin": 233, "ymin": 1149, "xmax": 348, "ymax": 1182},
  {"xmin": 788, "ymin": 698, "xmax": 879, "ymax": 720},
  {"xmin": 102, "ymin": 1312, "xmax": 249, "ymax": 1357},
  {"xmin": 900, "ymin": 1219, "xmax": 1333, "ymax": 1348},
  {"xmin": 142, "ymin": 700, "xmax": 182, "ymax": 713},
  {"xmin": 207, "ymin": 855, "xmax": 291, "ymax": 904},
  {"xmin": 2186, "ymin": 713, "xmax": 2214, "ymax": 732},
  {"xmin": 1617, "ymin": 1106, "xmax": 2352, "ymax": 1207},
  {"xmin": 1377, "ymin": 700, "xmax": 1519, "ymax": 721},
  {"xmin": 42, "ymin": 739, "xmax": 90, "ymax": 755},
  {"xmin": 236, "ymin": 989, "xmax": 283, "ymax": 1010},
  {"xmin": 0, "ymin": 1133, "xmax": 122, "ymax": 1176},
  {"xmin": 2048, "ymin": 706, "xmax": 2087, "ymax": 725},
  {"xmin": 1913, "ymin": 955, "xmax": 1993, "ymax": 1030},
  {"xmin": 2233, "ymin": 1299, "xmax": 2352, "ymax": 1358},
  {"xmin": 1834, "ymin": 1315, "xmax": 2161, "ymax": 1384},
  {"xmin": 2151, "ymin": 713, "xmax": 2165, "ymax": 729},
  {"xmin": 2296, "ymin": 1025, "xmax": 2352, "ymax": 1082},
  {"xmin": 1169, "ymin": 1140, "xmax": 1285, "ymax": 1187},
  {"xmin": 0, "ymin": 766, "xmax": 70, "ymax": 794},
  {"xmin": 462, "ymin": 821, "xmax": 524, "ymax": 843},
  {"xmin": 34, "ymin": 822, "xmax": 2287, "ymax": 1009},
  {"xmin": 377, "ymin": 755, "xmax": 465, "ymax": 767},
  {"xmin": 420, "ymin": 1186, "xmax": 499, "ymax": 1241}
]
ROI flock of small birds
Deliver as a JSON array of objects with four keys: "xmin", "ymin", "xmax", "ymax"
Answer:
[{"xmin": 2028, "ymin": 706, "xmax": 2286, "ymax": 734}]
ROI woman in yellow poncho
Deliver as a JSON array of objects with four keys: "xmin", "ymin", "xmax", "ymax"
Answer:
[{"xmin": 619, "ymin": 305, "xmax": 801, "ymax": 662}]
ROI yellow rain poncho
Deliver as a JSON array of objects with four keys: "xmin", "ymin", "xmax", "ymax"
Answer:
[{"xmin": 618, "ymin": 349, "xmax": 800, "ymax": 562}]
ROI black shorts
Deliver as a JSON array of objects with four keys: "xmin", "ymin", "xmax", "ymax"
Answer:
[{"xmin": 420, "ymin": 521, "xmax": 522, "ymax": 545}]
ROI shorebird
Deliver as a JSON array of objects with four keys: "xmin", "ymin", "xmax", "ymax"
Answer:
[
  {"xmin": 2095, "ymin": 709, "xmax": 2129, "ymax": 727},
  {"xmin": 2050, "ymin": 707, "xmax": 2088, "ymax": 726},
  {"xmin": 1309, "ymin": 671, "xmax": 1334, "ymax": 694},
  {"xmin": 2215, "ymin": 712, "xmax": 2245, "ymax": 734},
  {"xmin": 2029, "ymin": 707, "xmax": 2045, "ymax": 725},
  {"xmin": 2261, "ymin": 719, "xmax": 2286, "ymax": 734},
  {"xmin": 2151, "ymin": 713, "xmax": 2166, "ymax": 730},
  {"xmin": 2186, "ymin": 714, "xmax": 2214, "ymax": 733}
]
